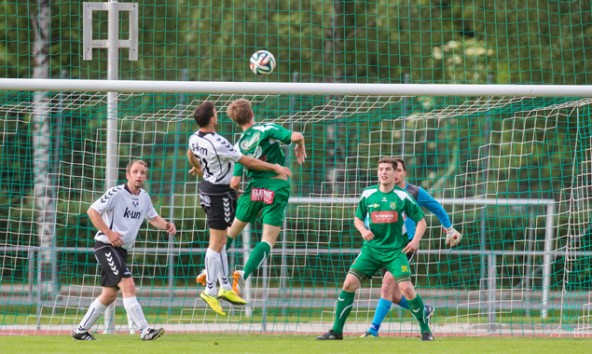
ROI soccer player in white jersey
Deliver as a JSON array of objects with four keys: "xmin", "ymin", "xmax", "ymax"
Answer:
[
  {"xmin": 187, "ymin": 101, "xmax": 291, "ymax": 316},
  {"xmin": 72, "ymin": 160, "xmax": 176, "ymax": 341}
]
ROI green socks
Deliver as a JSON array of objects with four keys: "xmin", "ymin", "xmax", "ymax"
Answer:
[
  {"xmin": 408, "ymin": 294, "xmax": 430, "ymax": 332},
  {"xmin": 332, "ymin": 290, "xmax": 355, "ymax": 334},
  {"xmin": 242, "ymin": 241, "xmax": 271, "ymax": 280}
]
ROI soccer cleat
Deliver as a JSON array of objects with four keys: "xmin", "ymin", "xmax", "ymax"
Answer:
[
  {"xmin": 195, "ymin": 269, "xmax": 206, "ymax": 286},
  {"xmin": 425, "ymin": 305, "xmax": 435, "ymax": 326},
  {"xmin": 140, "ymin": 327, "xmax": 165, "ymax": 341},
  {"xmin": 421, "ymin": 331, "xmax": 435, "ymax": 341},
  {"xmin": 218, "ymin": 288, "xmax": 247, "ymax": 305},
  {"xmin": 360, "ymin": 331, "xmax": 378, "ymax": 338},
  {"xmin": 200, "ymin": 291, "xmax": 227, "ymax": 316},
  {"xmin": 72, "ymin": 329, "xmax": 95, "ymax": 341},
  {"xmin": 232, "ymin": 270, "xmax": 245, "ymax": 295},
  {"xmin": 316, "ymin": 329, "xmax": 343, "ymax": 340}
]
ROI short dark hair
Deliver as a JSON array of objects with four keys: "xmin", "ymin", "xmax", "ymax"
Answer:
[
  {"xmin": 193, "ymin": 101, "xmax": 216, "ymax": 127},
  {"xmin": 393, "ymin": 157, "xmax": 406, "ymax": 171},
  {"xmin": 377, "ymin": 157, "xmax": 406, "ymax": 171},
  {"xmin": 377, "ymin": 157, "xmax": 398, "ymax": 169}
]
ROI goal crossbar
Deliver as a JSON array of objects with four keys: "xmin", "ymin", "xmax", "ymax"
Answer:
[{"xmin": 2, "ymin": 78, "xmax": 592, "ymax": 97}]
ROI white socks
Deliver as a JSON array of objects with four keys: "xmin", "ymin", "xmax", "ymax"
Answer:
[
  {"xmin": 219, "ymin": 245, "xmax": 232, "ymax": 290},
  {"xmin": 75, "ymin": 299, "xmax": 107, "ymax": 332},
  {"xmin": 123, "ymin": 296, "xmax": 148, "ymax": 332},
  {"xmin": 205, "ymin": 248, "xmax": 221, "ymax": 295}
]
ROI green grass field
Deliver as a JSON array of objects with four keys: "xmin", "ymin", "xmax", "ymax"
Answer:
[{"xmin": 0, "ymin": 334, "xmax": 589, "ymax": 354}]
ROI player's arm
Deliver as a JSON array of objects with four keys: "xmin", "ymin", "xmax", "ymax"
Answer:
[
  {"xmin": 148, "ymin": 216, "xmax": 177, "ymax": 236},
  {"xmin": 237, "ymin": 155, "xmax": 292, "ymax": 179},
  {"xmin": 401, "ymin": 199, "xmax": 426, "ymax": 254},
  {"xmin": 416, "ymin": 187, "xmax": 462, "ymax": 247},
  {"xmin": 87, "ymin": 207, "xmax": 123, "ymax": 247},
  {"xmin": 354, "ymin": 216, "xmax": 374, "ymax": 241},
  {"xmin": 186, "ymin": 148, "xmax": 203, "ymax": 178},
  {"xmin": 291, "ymin": 132, "xmax": 306, "ymax": 165},
  {"xmin": 354, "ymin": 196, "xmax": 373, "ymax": 241}
]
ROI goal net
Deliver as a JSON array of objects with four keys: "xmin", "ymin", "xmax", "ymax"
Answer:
[{"xmin": 1, "ymin": 81, "xmax": 591, "ymax": 337}]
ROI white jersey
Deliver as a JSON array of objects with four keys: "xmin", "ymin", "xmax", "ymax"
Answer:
[
  {"xmin": 188, "ymin": 131, "xmax": 243, "ymax": 185},
  {"xmin": 90, "ymin": 184, "xmax": 158, "ymax": 250}
]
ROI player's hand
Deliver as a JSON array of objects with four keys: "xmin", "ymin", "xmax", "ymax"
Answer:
[
  {"xmin": 274, "ymin": 164, "xmax": 292, "ymax": 180},
  {"xmin": 445, "ymin": 226, "xmax": 462, "ymax": 247},
  {"xmin": 107, "ymin": 230, "xmax": 124, "ymax": 247},
  {"xmin": 402, "ymin": 239, "xmax": 419, "ymax": 254},
  {"xmin": 294, "ymin": 144, "xmax": 307, "ymax": 165},
  {"xmin": 361, "ymin": 229, "xmax": 374, "ymax": 241},
  {"xmin": 188, "ymin": 166, "xmax": 203, "ymax": 178},
  {"xmin": 165, "ymin": 222, "xmax": 177, "ymax": 236}
]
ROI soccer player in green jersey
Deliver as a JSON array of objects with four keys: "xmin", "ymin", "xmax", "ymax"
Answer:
[
  {"xmin": 317, "ymin": 157, "xmax": 434, "ymax": 341},
  {"xmin": 224, "ymin": 98, "xmax": 306, "ymax": 294}
]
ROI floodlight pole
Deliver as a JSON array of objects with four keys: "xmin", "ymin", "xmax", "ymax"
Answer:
[{"xmin": 83, "ymin": 0, "xmax": 138, "ymax": 334}]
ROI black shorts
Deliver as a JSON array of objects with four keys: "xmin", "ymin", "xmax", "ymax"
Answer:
[
  {"xmin": 94, "ymin": 241, "xmax": 131, "ymax": 287},
  {"xmin": 199, "ymin": 180, "xmax": 237, "ymax": 230}
]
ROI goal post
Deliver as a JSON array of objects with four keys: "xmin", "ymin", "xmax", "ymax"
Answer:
[{"xmin": 1, "ymin": 79, "xmax": 590, "ymax": 337}]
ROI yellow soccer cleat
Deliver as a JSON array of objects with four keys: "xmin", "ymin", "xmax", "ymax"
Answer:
[
  {"xmin": 195, "ymin": 269, "xmax": 206, "ymax": 286},
  {"xmin": 200, "ymin": 291, "xmax": 226, "ymax": 316},
  {"xmin": 232, "ymin": 270, "xmax": 245, "ymax": 295},
  {"xmin": 218, "ymin": 288, "xmax": 247, "ymax": 305}
]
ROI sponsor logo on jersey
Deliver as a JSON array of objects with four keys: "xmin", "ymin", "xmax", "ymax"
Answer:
[
  {"xmin": 251, "ymin": 188, "xmax": 275, "ymax": 204},
  {"xmin": 123, "ymin": 207, "xmax": 142, "ymax": 219},
  {"xmin": 370, "ymin": 211, "xmax": 398, "ymax": 223},
  {"xmin": 369, "ymin": 203, "xmax": 380, "ymax": 209},
  {"xmin": 240, "ymin": 131, "xmax": 262, "ymax": 152}
]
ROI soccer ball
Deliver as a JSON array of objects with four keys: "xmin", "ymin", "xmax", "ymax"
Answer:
[{"xmin": 249, "ymin": 50, "xmax": 276, "ymax": 75}]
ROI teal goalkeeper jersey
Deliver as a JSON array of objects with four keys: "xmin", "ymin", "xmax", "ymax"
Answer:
[
  {"xmin": 355, "ymin": 185, "xmax": 425, "ymax": 251},
  {"xmin": 233, "ymin": 123, "xmax": 293, "ymax": 179}
]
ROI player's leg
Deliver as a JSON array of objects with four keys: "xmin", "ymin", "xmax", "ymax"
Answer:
[
  {"xmin": 119, "ymin": 276, "xmax": 165, "ymax": 340},
  {"xmin": 399, "ymin": 280, "xmax": 433, "ymax": 340},
  {"xmin": 233, "ymin": 179, "xmax": 289, "ymax": 293},
  {"xmin": 388, "ymin": 253, "xmax": 433, "ymax": 341},
  {"xmin": 316, "ymin": 273, "xmax": 360, "ymax": 340},
  {"xmin": 318, "ymin": 252, "xmax": 378, "ymax": 340},
  {"xmin": 363, "ymin": 270, "xmax": 397, "ymax": 337},
  {"xmin": 73, "ymin": 242, "xmax": 122, "ymax": 340}
]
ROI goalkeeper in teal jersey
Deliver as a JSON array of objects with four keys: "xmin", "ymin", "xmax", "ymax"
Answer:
[
  {"xmin": 317, "ymin": 157, "xmax": 434, "ymax": 341},
  {"xmin": 362, "ymin": 157, "xmax": 463, "ymax": 337},
  {"xmin": 224, "ymin": 98, "xmax": 306, "ymax": 294}
]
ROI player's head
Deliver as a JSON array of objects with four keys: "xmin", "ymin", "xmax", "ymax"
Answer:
[
  {"xmin": 126, "ymin": 159, "xmax": 149, "ymax": 191},
  {"xmin": 193, "ymin": 101, "xmax": 217, "ymax": 128},
  {"xmin": 377, "ymin": 157, "xmax": 397, "ymax": 186},
  {"xmin": 226, "ymin": 98, "xmax": 254, "ymax": 126},
  {"xmin": 392, "ymin": 157, "xmax": 407, "ymax": 186}
]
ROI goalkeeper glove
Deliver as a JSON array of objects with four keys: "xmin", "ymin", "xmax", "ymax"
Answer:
[{"xmin": 445, "ymin": 226, "xmax": 462, "ymax": 247}]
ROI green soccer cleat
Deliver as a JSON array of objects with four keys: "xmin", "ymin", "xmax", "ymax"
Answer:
[
  {"xmin": 200, "ymin": 291, "xmax": 226, "ymax": 316},
  {"xmin": 218, "ymin": 288, "xmax": 247, "ymax": 305}
]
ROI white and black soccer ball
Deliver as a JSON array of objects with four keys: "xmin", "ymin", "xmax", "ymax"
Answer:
[{"xmin": 249, "ymin": 50, "xmax": 276, "ymax": 75}]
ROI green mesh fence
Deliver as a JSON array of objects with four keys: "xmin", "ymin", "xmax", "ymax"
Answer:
[{"xmin": 1, "ymin": 0, "xmax": 592, "ymax": 338}]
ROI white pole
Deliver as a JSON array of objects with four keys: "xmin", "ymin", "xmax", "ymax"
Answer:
[
  {"xmin": 2, "ymin": 79, "xmax": 592, "ymax": 97},
  {"xmin": 541, "ymin": 202, "xmax": 556, "ymax": 319}
]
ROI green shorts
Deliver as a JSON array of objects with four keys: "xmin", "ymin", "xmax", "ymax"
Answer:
[
  {"xmin": 235, "ymin": 178, "xmax": 290, "ymax": 227},
  {"xmin": 348, "ymin": 246, "xmax": 411, "ymax": 283}
]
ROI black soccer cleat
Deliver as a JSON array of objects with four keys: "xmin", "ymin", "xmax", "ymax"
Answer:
[
  {"xmin": 421, "ymin": 331, "xmax": 435, "ymax": 341},
  {"xmin": 72, "ymin": 329, "xmax": 95, "ymax": 341},
  {"xmin": 316, "ymin": 329, "xmax": 343, "ymax": 340},
  {"xmin": 425, "ymin": 304, "xmax": 435, "ymax": 326}
]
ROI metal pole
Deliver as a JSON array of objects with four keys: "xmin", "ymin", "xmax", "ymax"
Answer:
[
  {"xmin": 487, "ymin": 253, "xmax": 496, "ymax": 333},
  {"xmin": 541, "ymin": 202, "xmax": 556, "ymax": 318}
]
